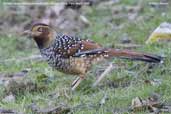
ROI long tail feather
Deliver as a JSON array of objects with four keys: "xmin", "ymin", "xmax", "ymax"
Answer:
[
  {"xmin": 74, "ymin": 48, "xmax": 163, "ymax": 63},
  {"xmin": 107, "ymin": 49, "xmax": 163, "ymax": 63}
]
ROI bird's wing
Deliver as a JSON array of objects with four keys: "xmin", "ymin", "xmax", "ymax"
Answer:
[{"xmin": 54, "ymin": 34, "xmax": 103, "ymax": 58}]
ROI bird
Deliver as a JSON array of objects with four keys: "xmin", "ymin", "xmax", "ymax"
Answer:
[{"xmin": 23, "ymin": 23, "xmax": 163, "ymax": 90}]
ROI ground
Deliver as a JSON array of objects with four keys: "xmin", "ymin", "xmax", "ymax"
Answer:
[{"xmin": 0, "ymin": 0, "xmax": 171, "ymax": 114}]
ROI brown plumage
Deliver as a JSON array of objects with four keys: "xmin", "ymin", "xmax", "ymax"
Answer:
[{"xmin": 23, "ymin": 23, "xmax": 163, "ymax": 90}]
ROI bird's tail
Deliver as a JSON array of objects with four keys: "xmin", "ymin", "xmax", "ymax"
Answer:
[
  {"xmin": 74, "ymin": 48, "xmax": 163, "ymax": 63},
  {"xmin": 106, "ymin": 48, "xmax": 163, "ymax": 63}
]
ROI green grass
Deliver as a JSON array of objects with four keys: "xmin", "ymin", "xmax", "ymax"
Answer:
[{"xmin": 1, "ymin": 0, "xmax": 171, "ymax": 114}]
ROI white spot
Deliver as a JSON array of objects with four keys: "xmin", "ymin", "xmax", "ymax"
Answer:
[
  {"xmin": 81, "ymin": 54, "xmax": 86, "ymax": 57},
  {"xmin": 81, "ymin": 46, "xmax": 84, "ymax": 50},
  {"xmin": 104, "ymin": 54, "xmax": 109, "ymax": 57}
]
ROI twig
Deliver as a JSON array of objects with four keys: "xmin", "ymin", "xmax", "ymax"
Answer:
[
  {"xmin": 114, "ymin": 44, "xmax": 142, "ymax": 49},
  {"xmin": 92, "ymin": 63, "xmax": 114, "ymax": 87},
  {"xmin": 0, "ymin": 108, "xmax": 23, "ymax": 114},
  {"xmin": 0, "ymin": 108, "xmax": 15, "ymax": 113},
  {"xmin": 0, "ymin": 54, "xmax": 43, "ymax": 63},
  {"xmin": 29, "ymin": 103, "xmax": 70, "ymax": 114}
]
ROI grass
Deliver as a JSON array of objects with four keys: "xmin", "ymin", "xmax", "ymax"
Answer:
[{"xmin": 0, "ymin": 0, "xmax": 171, "ymax": 113}]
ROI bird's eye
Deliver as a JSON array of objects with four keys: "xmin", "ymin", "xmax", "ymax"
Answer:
[{"xmin": 37, "ymin": 27, "xmax": 43, "ymax": 32}]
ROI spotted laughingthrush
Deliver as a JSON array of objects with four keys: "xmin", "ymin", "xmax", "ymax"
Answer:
[{"xmin": 23, "ymin": 23, "xmax": 163, "ymax": 90}]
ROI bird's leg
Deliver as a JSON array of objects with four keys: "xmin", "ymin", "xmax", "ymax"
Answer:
[{"xmin": 71, "ymin": 75, "xmax": 84, "ymax": 90}]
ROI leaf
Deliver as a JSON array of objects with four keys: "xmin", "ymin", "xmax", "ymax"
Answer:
[{"xmin": 146, "ymin": 22, "xmax": 171, "ymax": 44}]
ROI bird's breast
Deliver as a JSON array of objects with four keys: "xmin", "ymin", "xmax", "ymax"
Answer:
[{"xmin": 40, "ymin": 48, "xmax": 91, "ymax": 75}]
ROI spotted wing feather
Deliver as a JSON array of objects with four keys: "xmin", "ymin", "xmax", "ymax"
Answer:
[{"xmin": 53, "ymin": 34, "xmax": 102, "ymax": 58}]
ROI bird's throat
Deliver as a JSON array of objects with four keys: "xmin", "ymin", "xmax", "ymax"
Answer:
[
  {"xmin": 33, "ymin": 33, "xmax": 54, "ymax": 49},
  {"xmin": 34, "ymin": 37, "xmax": 53, "ymax": 49}
]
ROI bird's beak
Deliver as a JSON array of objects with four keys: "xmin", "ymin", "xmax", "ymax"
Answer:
[{"xmin": 21, "ymin": 30, "xmax": 33, "ymax": 38}]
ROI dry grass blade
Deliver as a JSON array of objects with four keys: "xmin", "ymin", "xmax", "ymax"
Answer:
[{"xmin": 93, "ymin": 63, "xmax": 114, "ymax": 87}]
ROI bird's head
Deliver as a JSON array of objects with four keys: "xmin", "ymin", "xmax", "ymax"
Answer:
[{"xmin": 23, "ymin": 23, "xmax": 56, "ymax": 49}]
